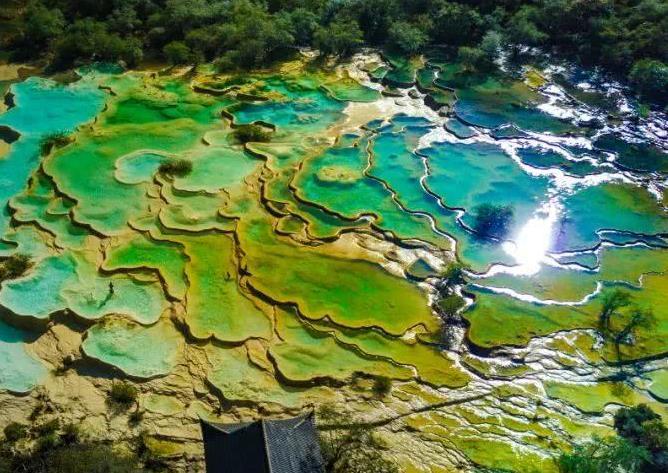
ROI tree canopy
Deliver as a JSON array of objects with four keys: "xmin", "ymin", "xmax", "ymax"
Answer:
[
  {"xmin": 1, "ymin": 0, "xmax": 666, "ymax": 104},
  {"xmin": 559, "ymin": 405, "xmax": 668, "ymax": 473}
]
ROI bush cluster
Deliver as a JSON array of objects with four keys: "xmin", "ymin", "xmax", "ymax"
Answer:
[
  {"xmin": 109, "ymin": 382, "xmax": 139, "ymax": 408},
  {"xmin": 558, "ymin": 404, "xmax": 668, "ymax": 473},
  {"xmin": 0, "ymin": 253, "xmax": 32, "ymax": 282},
  {"xmin": 39, "ymin": 132, "xmax": 71, "ymax": 156},
  {"xmin": 318, "ymin": 406, "xmax": 399, "ymax": 473},
  {"xmin": 1, "ymin": 419, "xmax": 140, "ymax": 473},
  {"xmin": 157, "ymin": 159, "xmax": 192, "ymax": 178},
  {"xmin": 371, "ymin": 376, "xmax": 392, "ymax": 398},
  {"xmin": 232, "ymin": 124, "xmax": 272, "ymax": 144}
]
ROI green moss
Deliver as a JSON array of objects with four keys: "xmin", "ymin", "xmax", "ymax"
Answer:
[
  {"xmin": 206, "ymin": 343, "xmax": 331, "ymax": 407},
  {"xmin": 3, "ymin": 55, "xmax": 668, "ymax": 473},
  {"xmin": 177, "ymin": 233, "xmax": 272, "ymax": 342},
  {"xmin": 270, "ymin": 307, "xmax": 413, "ymax": 383},
  {"xmin": 648, "ymin": 370, "xmax": 668, "ymax": 401},
  {"xmin": 312, "ymin": 321, "xmax": 470, "ymax": 388},
  {"xmin": 10, "ymin": 173, "xmax": 90, "ymax": 249},
  {"xmin": 452, "ymin": 437, "xmax": 556, "ymax": 473},
  {"xmin": 462, "ymin": 355, "xmax": 532, "ymax": 379},
  {"xmin": 525, "ymin": 68, "xmax": 547, "ymax": 89},
  {"xmin": 464, "ymin": 289, "xmax": 598, "ymax": 348},
  {"xmin": 143, "ymin": 394, "xmax": 184, "ymax": 416},
  {"xmin": 321, "ymin": 75, "xmax": 381, "ymax": 102},
  {"xmin": 239, "ymin": 211, "xmax": 438, "ymax": 336},
  {"xmin": 545, "ymin": 381, "xmax": 649, "ymax": 414},
  {"xmin": 104, "ymin": 233, "xmax": 188, "ymax": 300}
]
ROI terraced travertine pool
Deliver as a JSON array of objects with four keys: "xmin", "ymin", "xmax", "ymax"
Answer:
[{"xmin": 0, "ymin": 53, "xmax": 666, "ymax": 471}]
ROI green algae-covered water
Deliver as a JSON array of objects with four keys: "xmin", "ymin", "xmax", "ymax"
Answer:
[{"xmin": 0, "ymin": 55, "xmax": 666, "ymax": 472}]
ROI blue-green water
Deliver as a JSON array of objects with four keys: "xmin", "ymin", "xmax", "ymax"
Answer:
[
  {"xmin": 0, "ymin": 76, "xmax": 104, "ymax": 236},
  {"xmin": 0, "ymin": 320, "xmax": 46, "ymax": 393}
]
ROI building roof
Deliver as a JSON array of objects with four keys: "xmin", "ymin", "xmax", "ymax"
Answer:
[{"xmin": 200, "ymin": 412, "xmax": 325, "ymax": 473}]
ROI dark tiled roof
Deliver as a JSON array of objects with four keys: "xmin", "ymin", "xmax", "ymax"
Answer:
[{"xmin": 201, "ymin": 413, "xmax": 324, "ymax": 473}]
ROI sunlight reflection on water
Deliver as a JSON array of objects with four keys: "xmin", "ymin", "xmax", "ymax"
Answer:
[{"xmin": 502, "ymin": 201, "xmax": 560, "ymax": 275}]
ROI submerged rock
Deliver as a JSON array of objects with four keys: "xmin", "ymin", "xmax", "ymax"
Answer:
[
  {"xmin": 0, "ymin": 125, "xmax": 20, "ymax": 144},
  {"xmin": 445, "ymin": 119, "xmax": 475, "ymax": 139}
]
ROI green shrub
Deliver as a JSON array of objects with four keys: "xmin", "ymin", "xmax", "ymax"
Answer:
[
  {"xmin": 629, "ymin": 59, "xmax": 668, "ymax": 104},
  {"xmin": 557, "ymin": 436, "xmax": 649, "ymax": 473},
  {"xmin": 233, "ymin": 124, "xmax": 272, "ymax": 143},
  {"xmin": 614, "ymin": 404, "xmax": 668, "ymax": 470},
  {"xmin": 60, "ymin": 423, "xmax": 80, "ymax": 445},
  {"xmin": 479, "ymin": 31, "xmax": 502, "ymax": 62},
  {"xmin": 458, "ymin": 46, "xmax": 486, "ymax": 72},
  {"xmin": 109, "ymin": 382, "xmax": 138, "ymax": 407},
  {"xmin": 157, "ymin": 159, "xmax": 192, "ymax": 178},
  {"xmin": 387, "ymin": 21, "xmax": 427, "ymax": 55},
  {"xmin": 35, "ymin": 432, "xmax": 60, "ymax": 453},
  {"xmin": 34, "ymin": 418, "xmax": 60, "ymax": 437},
  {"xmin": 313, "ymin": 20, "xmax": 363, "ymax": 57},
  {"xmin": 320, "ymin": 426, "xmax": 399, "ymax": 473},
  {"xmin": 3, "ymin": 0, "xmax": 668, "ymax": 108},
  {"xmin": 1, "ymin": 411, "xmax": 141, "ymax": 472},
  {"xmin": 557, "ymin": 405, "xmax": 668, "ymax": 473},
  {"xmin": 0, "ymin": 253, "xmax": 32, "ymax": 282},
  {"xmin": 440, "ymin": 263, "xmax": 467, "ymax": 289},
  {"xmin": 638, "ymin": 419, "xmax": 668, "ymax": 453},
  {"xmin": 371, "ymin": 376, "xmax": 392, "ymax": 397},
  {"xmin": 128, "ymin": 409, "xmax": 144, "ymax": 426},
  {"xmin": 637, "ymin": 103, "xmax": 650, "ymax": 118},
  {"xmin": 506, "ymin": 6, "xmax": 547, "ymax": 46},
  {"xmin": 598, "ymin": 288, "xmax": 632, "ymax": 332},
  {"xmin": 457, "ymin": 32, "xmax": 502, "ymax": 73},
  {"xmin": 39, "ymin": 132, "xmax": 71, "ymax": 156},
  {"xmin": 3, "ymin": 422, "xmax": 28, "ymax": 443},
  {"xmin": 430, "ymin": 2, "xmax": 484, "ymax": 46},
  {"xmin": 163, "ymin": 41, "xmax": 194, "ymax": 65},
  {"xmin": 213, "ymin": 54, "xmax": 236, "ymax": 73},
  {"xmin": 22, "ymin": 2, "xmax": 65, "ymax": 50},
  {"xmin": 52, "ymin": 19, "xmax": 142, "ymax": 70},
  {"xmin": 438, "ymin": 294, "xmax": 466, "ymax": 317},
  {"xmin": 46, "ymin": 443, "xmax": 140, "ymax": 473}
]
